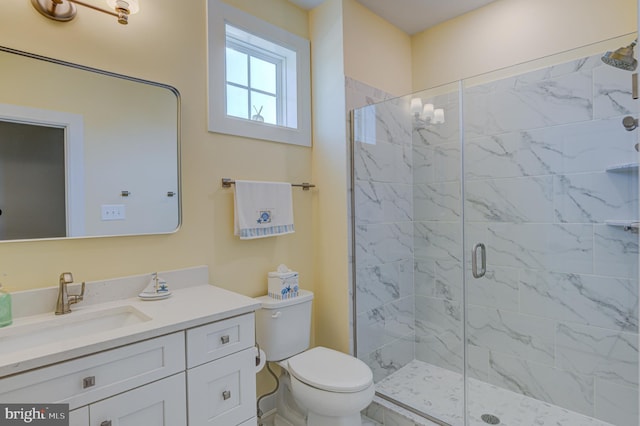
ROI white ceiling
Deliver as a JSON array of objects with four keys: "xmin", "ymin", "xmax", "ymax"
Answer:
[{"xmin": 289, "ymin": 0, "xmax": 498, "ymax": 35}]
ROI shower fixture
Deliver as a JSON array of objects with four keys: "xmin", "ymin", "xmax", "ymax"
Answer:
[
  {"xmin": 622, "ymin": 115, "xmax": 638, "ymax": 131},
  {"xmin": 601, "ymin": 39, "xmax": 637, "ymax": 71},
  {"xmin": 601, "ymin": 39, "xmax": 639, "ymax": 99}
]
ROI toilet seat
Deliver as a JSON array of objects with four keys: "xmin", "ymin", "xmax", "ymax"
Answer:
[{"xmin": 287, "ymin": 346, "xmax": 373, "ymax": 393}]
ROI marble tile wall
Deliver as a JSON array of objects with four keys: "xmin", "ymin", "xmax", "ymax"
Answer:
[
  {"xmin": 346, "ymin": 77, "xmax": 399, "ymax": 357},
  {"xmin": 463, "ymin": 54, "xmax": 639, "ymax": 425},
  {"xmin": 350, "ymin": 78, "xmax": 417, "ymax": 383},
  {"xmin": 411, "ymin": 90, "xmax": 464, "ymax": 378},
  {"xmin": 350, "ymin": 50, "xmax": 638, "ymax": 425}
]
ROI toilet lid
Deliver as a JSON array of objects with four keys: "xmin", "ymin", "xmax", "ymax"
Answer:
[{"xmin": 287, "ymin": 346, "xmax": 373, "ymax": 393}]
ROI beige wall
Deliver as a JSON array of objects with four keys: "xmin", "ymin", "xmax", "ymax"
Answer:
[
  {"xmin": 309, "ymin": 0, "xmax": 349, "ymax": 352},
  {"xmin": 342, "ymin": 0, "xmax": 412, "ymax": 97},
  {"xmin": 0, "ymin": 0, "xmax": 314, "ymax": 307},
  {"xmin": 308, "ymin": 0, "xmax": 413, "ymax": 354},
  {"xmin": 412, "ymin": 0, "xmax": 638, "ymax": 90}
]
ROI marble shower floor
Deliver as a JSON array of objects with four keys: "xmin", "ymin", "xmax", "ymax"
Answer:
[{"xmin": 375, "ymin": 360, "xmax": 614, "ymax": 426}]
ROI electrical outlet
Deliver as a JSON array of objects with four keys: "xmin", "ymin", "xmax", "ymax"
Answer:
[{"xmin": 101, "ymin": 204, "xmax": 126, "ymax": 221}]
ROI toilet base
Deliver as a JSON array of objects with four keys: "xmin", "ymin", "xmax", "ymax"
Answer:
[
  {"xmin": 273, "ymin": 413, "xmax": 297, "ymax": 426},
  {"xmin": 307, "ymin": 412, "xmax": 362, "ymax": 426},
  {"xmin": 274, "ymin": 412, "xmax": 368, "ymax": 426},
  {"xmin": 272, "ymin": 367, "xmax": 369, "ymax": 426},
  {"xmin": 273, "ymin": 369, "xmax": 306, "ymax": 426}
]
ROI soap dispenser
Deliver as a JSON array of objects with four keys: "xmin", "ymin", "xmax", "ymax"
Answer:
[{"xmin": 0, "ymin": 283, "xmax": 12, "ymax": 328}]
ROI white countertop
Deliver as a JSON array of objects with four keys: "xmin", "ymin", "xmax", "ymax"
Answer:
[{"xmin": 0, "ymin": 284, "xmax": 261, "ymax": 377}]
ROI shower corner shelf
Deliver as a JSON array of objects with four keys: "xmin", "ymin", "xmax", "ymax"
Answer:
[
  {"xmin": 605, "ymin": 162, "xmax": 639, "ymax": 173},
  {"xmin": 605, "ymin": 220, "xmax": 639, "ymax": 233}
]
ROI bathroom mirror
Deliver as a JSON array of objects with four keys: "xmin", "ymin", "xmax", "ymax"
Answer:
[{"xmin": 0, "ymin": 46, "xmax": 180, "ymax": 241}]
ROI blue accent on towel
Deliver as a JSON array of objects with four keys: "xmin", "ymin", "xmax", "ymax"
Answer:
[{"xmin": 239, "ymin": 224, "xmax": 295, "ymax": 239}]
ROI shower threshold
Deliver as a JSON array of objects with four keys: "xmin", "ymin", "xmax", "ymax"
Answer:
[{"xmin": 374, "ymin": 360, "xmax": 615, "ymax": 426}]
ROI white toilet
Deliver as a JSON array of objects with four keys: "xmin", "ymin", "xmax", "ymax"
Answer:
[{"xmin": 255, "ymin": 290, "xmax": 375, "ymax": 426}]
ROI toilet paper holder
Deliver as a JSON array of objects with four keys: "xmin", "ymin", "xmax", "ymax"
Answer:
[{"xmin": 255, "ymin": 344, "xmax": 267, "ymax": 372}]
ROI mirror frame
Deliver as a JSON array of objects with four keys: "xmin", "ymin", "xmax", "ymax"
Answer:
[{"xmin": 0, "ymin": 45, "xmax": 182, "ymax": 242}]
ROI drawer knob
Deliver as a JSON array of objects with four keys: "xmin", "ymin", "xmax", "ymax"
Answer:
[
  {"xmin": 222, "ymin": 390, "xmax": 231, "ymax": 400},
  {"xmin": 101, "ymin": 421, "xmax": 112, "ymax": 426},
  {"xmin": 220, "ymin": 335, "xmax": 230, "ymax": 344},
  {"xmin": 83, "ymin": 376, "xmax": 96, "ymax": 388}
]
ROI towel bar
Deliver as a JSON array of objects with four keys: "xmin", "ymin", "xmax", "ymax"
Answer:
[{"xmin": 221, "ymin": 178, "xmax": 316, "ymax": 191}]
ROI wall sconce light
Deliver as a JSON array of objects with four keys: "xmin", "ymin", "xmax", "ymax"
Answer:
[
  {"xmin": 31, "ymin": 0, "xmax": 139, "ymax": 25},
  {"xmin": 410, "ymin": 98, "xmax": 423, "ymax": 118},
  {"xmin": 411, "ymin": 98, "xmax": 445, "ymax": 126},
  {"xmin": 422, "ymin": 103, "xmax": 434, "ymax": 121},
  {"xmin": 433, "ymin": 108, "xmax": 445, "ymax": 124}
]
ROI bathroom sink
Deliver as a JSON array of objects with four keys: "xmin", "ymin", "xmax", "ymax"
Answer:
[{"xmin": 0, "ymin": 305, "xmax": 152, "ymax": 353}]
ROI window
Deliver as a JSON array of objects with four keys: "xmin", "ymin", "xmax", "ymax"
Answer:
[{"xmin": 207, "ymin": 0, "xmax": 311, "ymax": 147}]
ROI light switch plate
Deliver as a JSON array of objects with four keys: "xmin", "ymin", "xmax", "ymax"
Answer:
[{"xmin": 101, "ymin": 204, "xmax": 126, "ymax": 221}]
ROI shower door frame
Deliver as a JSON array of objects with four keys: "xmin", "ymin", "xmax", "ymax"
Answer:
[{"xmin": 350, "ymin": 34, "xmax": 640, "ymax": 425}]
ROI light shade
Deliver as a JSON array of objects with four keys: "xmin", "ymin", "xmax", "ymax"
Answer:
[
  {"xmin": 410, "ymin": 98, "xmax": 422, "ymax": 115},
  {"xmin": 106, "ymin": 0, "xmax": 140, "ymax": 14},
  {"xmin": 422, "ymin": 103, "xmax": 434, "ymax": 120},
  {"xmin": 433, "ymin": 108, "xmax": 445, "ymax": 124}
]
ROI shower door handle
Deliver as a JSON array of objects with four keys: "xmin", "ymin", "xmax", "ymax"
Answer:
[{"xmin": 472, "ymin": 243, "xmax": 486, "ymax": 279}]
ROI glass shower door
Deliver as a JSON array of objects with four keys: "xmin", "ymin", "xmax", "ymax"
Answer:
[
  {"xmin": 463, "ymin": 36, "xmax": 640, "ymax": 426},
  {"xmin": 352, "ymin": 81, "xmax": 465, "ymax": 425}
]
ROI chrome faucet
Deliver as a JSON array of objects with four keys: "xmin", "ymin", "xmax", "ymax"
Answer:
[{"xmin": 55, "ymin": 272, "xmax": 85, "ymax": 315}]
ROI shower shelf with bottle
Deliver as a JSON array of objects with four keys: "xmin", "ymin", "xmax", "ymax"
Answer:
[
  {"xmin": 605, "ymin": 220, "xmax": 639, "ymax": 233},
  {"xmin": 603, "ymin": 162, "xmax": 639, "ymax": 232},
  {"xmin": 605, "ymin": 162, "xmax": 639, "ymax": 172}
]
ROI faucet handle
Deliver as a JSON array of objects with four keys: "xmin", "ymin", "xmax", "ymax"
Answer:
[{"xmin": 68, "ymin": 282, "xmax": 85, "ymax": 307}]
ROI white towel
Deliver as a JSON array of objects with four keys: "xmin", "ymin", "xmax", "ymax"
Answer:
[{"xmin": 234, "ymin": 180, "xmax": 295, "ymax": 239}]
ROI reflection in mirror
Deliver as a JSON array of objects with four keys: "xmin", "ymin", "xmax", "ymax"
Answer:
[{"xmin": 0, "ymin": 46, "xmax": 180, "ymax": 241}]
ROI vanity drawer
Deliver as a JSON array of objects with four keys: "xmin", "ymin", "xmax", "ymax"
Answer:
[
  {"xmin": 186, "ymin": 312, "xmax": 254, "ymax": 368},
  {"xmin": 187, "ymin": 346, "xmax": 256, "ymax": 425},
  {"xmin": 0, "ymin": 332, "xmax": 185, "ymax": 410}
]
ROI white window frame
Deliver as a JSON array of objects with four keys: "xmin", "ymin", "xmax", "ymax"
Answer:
[
  {"xmin": 225, "ymin": 28, "xmax": 284, "ymax": 125},
  {"xmin": 207, "ymin": 0, "xmax": 311, "ymax": 147}
]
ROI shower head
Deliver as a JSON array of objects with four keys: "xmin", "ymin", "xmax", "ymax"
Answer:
[{"xmin": 601, "ymin": 39, "xmax": 638, "ymax": 71}]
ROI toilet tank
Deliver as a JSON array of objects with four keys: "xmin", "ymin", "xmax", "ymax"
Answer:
[{"xmin": 255, "ymin": 289, "xmax": 313, "ymax": 361}]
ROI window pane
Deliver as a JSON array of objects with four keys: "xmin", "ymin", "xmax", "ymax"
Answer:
[
  {"xmin": 250, "ymin": 56, "xmax": 277, "ymax": 94},
  {"xmin": 226, "ymin": 47, "xmax": 248, "ymax": 86},
  {"xmin": 250, "ymin": 91, "xmax": 277, "ymax": 125},
  {"xmin": 226, "ymin": 84, "xmax": 248, "ymax": 119}
]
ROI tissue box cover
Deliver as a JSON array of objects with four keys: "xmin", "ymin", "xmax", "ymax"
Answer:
[{"xmin": 268, "ymin": 271, "xmax": 299, "ymax": 299}]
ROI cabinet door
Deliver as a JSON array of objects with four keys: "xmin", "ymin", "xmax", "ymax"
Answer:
[
  {"xmin": 187, "ymin": 347, "xmax": 256, "ymax": 425},
  {"xmin": 90, "ymin": 373, "xmax": 186, "ymax": 426},
  {"xmin": 69, "ymin": 406, "xmax": 89, "ymax": 426}
]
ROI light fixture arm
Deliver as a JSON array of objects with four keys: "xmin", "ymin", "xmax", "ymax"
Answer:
[
  {"xmin": 31, "ymin": 0, "xmax": 135, "ymax": 25},
  {"xmin": 68, "ymin": 0, "xmax": 119, "ymax": 18}
]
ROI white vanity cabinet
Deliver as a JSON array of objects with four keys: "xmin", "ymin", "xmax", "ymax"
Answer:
[
  {"xmin": 67, "ymin": 374, "xmax": 186, "ymax": 426},
  {"xmin": 0, "ymin": 332, "xmax": 186, "ymax": 425},
  {"xmin": 0, "ymin": 271, "xmax": 262, "ymax": 426},
  {"xmin": 0, "ymin": 332, "xmax": 185, "ymax": 407},
  {"xmin": 89, "ymin": 373, "xmax": 187, "ymax": 425},
  {"xmin": 186, "ymin": 313, "xmax": 257, "ymax": 425},
  {"xmin": 0, "ymin": 313, "xmax": 258, "ymax": 426}
]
